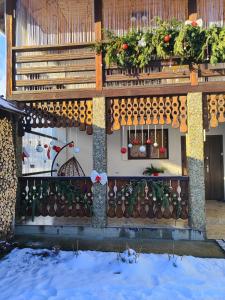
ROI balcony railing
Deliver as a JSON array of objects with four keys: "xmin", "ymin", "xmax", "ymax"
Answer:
[{"xmin": 17, "ymin": 176, "xmax": 188, "ymax": 223}]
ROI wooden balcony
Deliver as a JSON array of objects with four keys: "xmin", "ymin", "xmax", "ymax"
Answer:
[
  {"xmin": 17, "ymin": 176, "xmax": 188, "ymax": 227},
  {"xmin": 9, "ymin": 42, "xmax": 225, "ymax": 101}
]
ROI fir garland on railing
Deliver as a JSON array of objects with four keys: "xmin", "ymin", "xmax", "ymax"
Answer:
[{"xmin": 95, "ymin": 18, "xmax": 225, "ymax": 68}]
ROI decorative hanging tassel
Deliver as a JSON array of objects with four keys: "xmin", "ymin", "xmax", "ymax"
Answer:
[{"xmin": 153, "ymin": 125, "xmax": 158, "ymax": 147}]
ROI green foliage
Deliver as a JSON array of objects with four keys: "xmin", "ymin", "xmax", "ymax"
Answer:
[
  {"xmin": 143, "ymin": 164, "xmax": 165, "ymax": 176},
  {"xmin": 96, "ymin": 19, "xmax": 225, "ymax": 68}
]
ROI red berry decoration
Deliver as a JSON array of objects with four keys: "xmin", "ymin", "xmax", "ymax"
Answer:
[
  {"xmin": 191, "ymin": 21, "xmax": 198, "ymax": 27},
  {"xmin": 159, "ymin": 147, "xmax": 166, "ymax": 154},
  {"xmin": 164, "ymin": 35, "xmax": 171, "ymax": 43},
  {"xmin": 146, "ymin": 139, "xmax": 152, "ymax": 145},
  {"xmin": 53, "ymin": 145, "xmax": 61, "ymax": 153},
  {"xmin": 44, "ymin": 144, "xmax": 48, "ymax": 148},
  {"xmin": 122, "ymin": 43, "xmax": 129, "ymax": 50},
  {"xmin": 69, "ymin": 143, "xmax": 74, "ymax": 148},
  {"xmin": 121, "ymin": 147, "xmax": 127, "ymax": 154}
]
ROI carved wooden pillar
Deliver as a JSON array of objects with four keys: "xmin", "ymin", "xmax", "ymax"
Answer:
[
  {"xmin": 186, "ymin": 92, "xmax": 206, "ymax": 233},
  {"xmin": 92, "ymin": 97, "xmax": 107, "ymax": 227}
]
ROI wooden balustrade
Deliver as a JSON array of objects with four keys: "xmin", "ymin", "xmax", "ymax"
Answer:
[
  {"xmin": 18, "ymin": 177, "xmax": 93, "ymax": 220},
  {"xmin": 12, "ymin": 43, "xmax": 96, "ymax": 93},
  {"xmin": 107, "ymin": 176, "xmax": 189, "ymax": 220}
]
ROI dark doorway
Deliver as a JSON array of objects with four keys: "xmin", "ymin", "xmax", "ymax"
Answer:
[
  {"xmin": 181, "ymin": 135, "xmax": 224, "ymax": 201},
  {"xmin": 205, "ymin": 135, "xmax": 224, "ymax": 201}
]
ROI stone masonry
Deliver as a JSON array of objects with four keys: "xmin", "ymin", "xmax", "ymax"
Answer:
[
  {"xmin": 186, "ymin": 92, "xmax": 206, "ymax": 233},
  {"xmin": 92, "ymin": 97, "xmax": 107, "ymax": 227}
]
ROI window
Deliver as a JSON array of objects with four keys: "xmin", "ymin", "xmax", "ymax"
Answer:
[{"xmin": 128, "ymin": 129, "xmax": 168, "ymax": 160}]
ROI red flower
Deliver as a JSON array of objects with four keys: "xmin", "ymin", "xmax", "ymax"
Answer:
[
  {"xmin": 121, "ymin": 147, "xmax": 127, "ymax": 154},
  {"xmin": 191, "ymin": 21, "xmax": 198, "ymax": 27},
  {"xmin": 122, "ymin": 43, "xmax": 129, "ymax": 50},
  {"xmin": 53, "ymin": 145, "xmax": 61, "ymax": 153}
]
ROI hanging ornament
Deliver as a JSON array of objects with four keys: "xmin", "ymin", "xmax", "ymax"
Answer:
[
  {"xmin": 127, "ymin": 126, "xmax": 133, "ymax": 148},
  {"xmin": 153, "ymin": 125, "xmax": 158, "ymax": 148},
  {"xmin": 121, "ymin": 147, "xmax": 127, "ymax": 154},
  {"xmin": 133, "ymin": 125, "xmax": 139, "ymax": 145},
  {"xmin": 36, "ymin": 141, "xmax": 44, "ymax": 153},
  {"xmin": 53, "ymin": 145, "xmax": 61, "ymax": 153},
  {"xmin": 146, "ymin": 125, "xmax": 152, "ymax": 144},
  {"xmin": 50, "ymin": 140, "xmax": 55, "ymax": 146},
  {"xmin": 159, "ymin": 125, "xmax": 166, "ymax": 154},
  {"xmin": 139, "ymin": 125, "xmax": 146, "ymax": 153},
  {"xmin": 44, "ymin": 144, "xmax": 48, "ymax": 149},
  {"xmin": 122, "ymin": 43, "xmax": 129, "ymax": 50},
  {"xmin": 121, "ymin": 126, "xmax": 127, "ymax": 154},
  {"xmin": 74, "ymin": 147, "xmax": 80, "ymax": 153},
  {"xmin": 69, "ymin": 142, "xmax": 74, "ymax": 148},
  {"xmin": 47, "ymin": 146, "xmax": 51, "ymax": 159},
  {"xmin": 164, "ymin": 34, "xmax": 171, "ymax": 43}
]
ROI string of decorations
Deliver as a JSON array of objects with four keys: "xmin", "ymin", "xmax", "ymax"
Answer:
[{"xmin": 95, "ymin": 18, "xmax": 225, "ymax": 68}]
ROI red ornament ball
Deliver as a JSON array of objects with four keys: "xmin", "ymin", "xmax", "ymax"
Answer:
[
  {"xmin": 164, "ymin": 34, "xmax": 171, "ymax": 43},
  {"xmin": 69, "ymin": 143, "xmax": 74, "ymax": 148},
  {"xmin": 53, "ymin": 145, "xmax": 61, "ymax": 153},
  {"xmin": 191, "ymin": 21, "xmax": 198, "ymax": 27},
  {"xmin": 44, "ymin": 144, "xmax": 48, "ymax": 148},
  {"xmin": 146, "ymin": 139, "xmax": 152, "ymax": 145},
  {"xmin": 121, "ymin": 147, "xmax": 127, "ymax": 154},
  {"xmin": 122, "ymin": 43, "xmax": 129, "ymax": 50},
  {"xmin": 159, "ymin": 147, "xmax": 166, "ymax": 154},
  {"xmin": 133, "ymin": 139, "xmax": 139, "ymax": 145}
]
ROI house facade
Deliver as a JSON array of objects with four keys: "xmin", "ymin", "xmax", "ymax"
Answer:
[{"xmin": 2, "ymin": 0, "xmax": 225, "ymax": 241}]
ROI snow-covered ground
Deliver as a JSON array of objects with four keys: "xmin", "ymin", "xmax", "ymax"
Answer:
[{"xmin": 0, "ymin": 248, "xmax": 225, "ymax": 300}]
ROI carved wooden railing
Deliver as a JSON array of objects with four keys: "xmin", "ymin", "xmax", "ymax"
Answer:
[
  {"xmin": 17, "ymin": 177, "xmax": 93, "ymax": 220},
  {"xmin": 12, "ymin": 43, "xmax": 96, "ymax": 93},
  {"xmin": 107, "ymin": 176, "xmax": 189, "ymax": 220}
]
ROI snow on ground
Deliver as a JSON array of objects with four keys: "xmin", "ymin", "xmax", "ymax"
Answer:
[{"xmin": 0, "ymin": 248, "xmax": 225, "ymax": 300}]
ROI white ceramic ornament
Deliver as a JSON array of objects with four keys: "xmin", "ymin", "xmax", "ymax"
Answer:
[
  {"xmin": 139, "ymin": 145, "xmax": 146, "ymax": 152},
  {"xmin": 153, "ymin": 142, "xmax": 158, "ymax": 148},
  {"xmin": 128, "ymin": 143, "xmax": 133, "ymax": 148}
]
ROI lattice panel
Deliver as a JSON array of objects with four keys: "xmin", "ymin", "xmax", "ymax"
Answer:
[
  {"xmin": 208, "ymin": 94, "xmax": 225, "ymax": 128},
  {"xmin": 110, "ymin": 96, "xmax": 188, "ymax": 133},
  {"xmin": 20, "ymin": 100, "xmax": 93, "ymax": 134}
]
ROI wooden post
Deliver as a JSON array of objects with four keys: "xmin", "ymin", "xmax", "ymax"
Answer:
[
  {"xmin": 6, "ymin": 0, "xmax": 15, "ymax": 98},
  {"xmin": 94, "ymin": 0, "xmax": 103, "ymax": 91},
  {"xmin": 188, "ymin": 0, "xmax": 198, "ymax": 86}
]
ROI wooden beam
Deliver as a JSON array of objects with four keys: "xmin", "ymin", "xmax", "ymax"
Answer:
[
  {"xmin": 7, "ymin": 82, "xmax": 225, "ymax": 101},
  {"xmin": 94, "ymin": 0, "xmax": 103, "ymax": 91},
  {"xmin": 6, "ymin": 0, "xmax": 15, "ymax": 98}
]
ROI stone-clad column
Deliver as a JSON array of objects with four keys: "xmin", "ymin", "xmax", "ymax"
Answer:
[
  {"xmin": 186, "ymin": 92, "xmax": 206, "ymax": 233},
  {"xmin": 92, "ymin": 97, "xmax": 107, "ymax": 227}
]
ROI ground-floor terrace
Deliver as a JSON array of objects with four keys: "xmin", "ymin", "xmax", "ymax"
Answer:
[{"xmin": 6, "ymin": 92, "xmax": 223, "ymax": 243}]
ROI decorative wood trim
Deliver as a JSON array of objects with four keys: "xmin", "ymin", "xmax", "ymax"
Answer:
[{"xmin": 94, "ymin": 0, "xmax": 103, "ymax": 91}]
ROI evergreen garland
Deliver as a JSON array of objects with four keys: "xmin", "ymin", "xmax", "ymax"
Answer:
[{"xmin": 95, "ymin": 19, "xmax": 225, "ymax": 68}]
